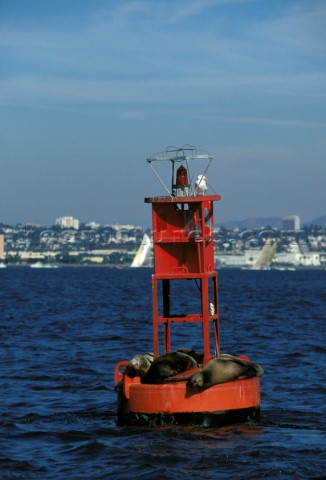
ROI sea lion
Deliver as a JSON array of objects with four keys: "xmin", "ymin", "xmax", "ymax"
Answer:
[
  {"xmin": 219, "ymin": 354, "xmax": 264, "ymax": 377},
  {"xmin": 141, "ymin": 351, "xmax": 197, "ymax": 384},
  {"xmin": 177, "ymin": 348, "xmax": 204, "ymax": 366},
  {"xmin": 126, "ymin": 352, "xmax": 154, "ymax": 378},
  {"xmin": 187, "ymin": 355, "xmax": 264, "ymax": 391}
]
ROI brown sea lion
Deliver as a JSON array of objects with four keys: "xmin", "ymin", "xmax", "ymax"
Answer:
[
  {"xmin": 219, "ymin": 354, "xmax": 264, "ymax": 377},
  {"xmin": 126, "ymin": 352, "xmax": 154, "ymax": 378},
  {"xmin": 187, "ymin": 355, "xmax": 264, "ymax": 391},
  {"xmin": 142, "ymin": 351, "xmax": 197, "ymax": 384},
  {"xmin": 177, "ymin": 348, "xmax": 204, "ymax": 366}
]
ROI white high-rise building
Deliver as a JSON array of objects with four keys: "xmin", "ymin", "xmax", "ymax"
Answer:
[
  {"xmin": 55, "ymin": 216, "xmax": 80, "ymax": 230},
  {"xmin": 282, "ymin": 215, "xmax": 301, "ymax": 231}
]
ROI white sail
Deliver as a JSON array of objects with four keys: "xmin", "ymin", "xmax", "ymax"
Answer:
[
  {"xmin": 254, "ymin": 240, "xmax": 277, "ymax": 268},
  {"xmin": 131, "ymin": 234, "xmax": 152, "ymax": 267}
]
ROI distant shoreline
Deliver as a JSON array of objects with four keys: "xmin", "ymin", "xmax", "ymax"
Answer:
[{"xmin": 1, "ymin": 263, "xmax": 325, "ymax": 271}]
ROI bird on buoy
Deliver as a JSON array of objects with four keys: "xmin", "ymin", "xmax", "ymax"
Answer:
[{"xmin": 195, "ymin": 175, "xmax": 208, "ymax": 194}]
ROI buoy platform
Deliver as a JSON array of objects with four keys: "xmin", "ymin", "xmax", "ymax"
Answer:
[{"xmin": 115, "ymin": 363, "xmax": 260, "ymax": 426}]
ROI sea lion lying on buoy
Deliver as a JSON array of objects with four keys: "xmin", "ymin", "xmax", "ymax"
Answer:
[
  {"xmin": 126, "ymin": 352, "xmax": 154, "ymax": 378},
  {"xmin": 177, "ymin": 348, "xmax": 204, "ymax": 367},
  {"xmin": 142, "ymin": 351, "xmax": 198, "ymax": 384},
  {"xmin": 219, "ymin": 354, "xmax": 264, "ymax": 377},
  {"xmin": 187, "ymin": 354, "xmax": 264, "ymax": 391}
]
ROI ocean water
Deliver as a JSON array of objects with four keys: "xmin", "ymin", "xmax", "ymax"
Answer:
[{"xmin": 0, "ymin": 267, "xmax": 325, "ymax": 479}]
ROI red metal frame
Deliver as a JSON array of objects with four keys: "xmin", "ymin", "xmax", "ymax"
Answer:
[
  {"xmin": 115, "ymin": 156, "xmax": 261, "ymax": 426},
  {"xmin": 145, "ymin": 195, "xmax": 221, "ymax": 364}
]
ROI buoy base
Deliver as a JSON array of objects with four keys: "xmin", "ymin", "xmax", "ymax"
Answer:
[
  {"xmin": 115, "ymin": 376, "xmax": 261, "ymax": 427},
  {"xmin": 117, "ymin": 406, "xmax": 260, "ymax": 427},
  {"xmin": 114, "ymin": 360, "xmax": 261, "ymax": 427}
]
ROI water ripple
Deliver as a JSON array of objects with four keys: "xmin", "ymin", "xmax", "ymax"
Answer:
[{"xmin": 0, "ymin": 268, "xmax": 325, "ymax": 479}]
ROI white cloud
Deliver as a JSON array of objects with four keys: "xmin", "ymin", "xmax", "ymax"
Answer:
[
  {"xmin": 0, "ymin": 0, "xmax": 325, "ymax": 224},
  {"xmin": 166, "ymin": 0, "xmax": 255, "ymax": 23},
  {"xmin": 202, "ymin": 114, "xmax": 326, "ymax": 130},
  {"xmin": 1, "ymin": 0, "xmax": 325, "ymax": 81},
  {"xmin": 252, "ymin": 1, "xmax": 326, "ymax": 56},
  {"xmin": 1, "ymin": 69, "xmax": 325, "ymax": 111}
]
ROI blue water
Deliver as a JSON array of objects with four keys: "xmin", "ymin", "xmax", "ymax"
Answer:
[{"xmin": 0, "ymin": 267, "xmax": 325, "ymax": 479}]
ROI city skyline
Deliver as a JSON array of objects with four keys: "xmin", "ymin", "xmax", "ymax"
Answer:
[
  {"xmin": 1, "ymin": 0, "xmax": 325, "ymax": 227},
  {"xmin": 1, "ymin": 212, "xmax": 326, "ymax": 230}
]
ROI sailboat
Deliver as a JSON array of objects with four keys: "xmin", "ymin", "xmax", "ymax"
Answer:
[
  {"xmin": 253, "ymin": 239, "xmax": 277, "ymax": 269},
  {"xmin": 130, "ymin": 233, "xmax": 152, "ymax": 267}
]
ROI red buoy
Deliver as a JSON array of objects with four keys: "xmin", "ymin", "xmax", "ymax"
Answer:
[{"xmin": 115, "ymin": 146, "xmax": 261, "ymax": 426}]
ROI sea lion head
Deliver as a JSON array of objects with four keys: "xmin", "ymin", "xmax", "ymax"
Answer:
[
  {"xmin": 129, "ymin": 355, "xmax": 140, "ymax": 368},
  {"xmin": 187, "ymin": 372, "xmax": 204, "ymax": 390},
  {"xmin": 128, "ymin": 353, "xmax": 153, "ymax": 377}
]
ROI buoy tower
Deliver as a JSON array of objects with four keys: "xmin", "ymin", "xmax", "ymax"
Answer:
[{"xmin": 114, "ymin": 146, "xmax": 261, "ymax": 426}]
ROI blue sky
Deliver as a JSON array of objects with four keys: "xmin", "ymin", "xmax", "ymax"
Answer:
[{"xmin": 1, "ymin": 0, "xmax": 325, "ymax": 227}]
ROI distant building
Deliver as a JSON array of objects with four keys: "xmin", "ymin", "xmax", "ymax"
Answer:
[
  {"xmin": 0, "ymin": 234, "xmax": 4, "ymax": 258},
  {"xmin": 55, "ymin": 216, "xmax": 80, "ymax": 230},
  {"xmin": 85, "ymin": 221, "xmax": 100, "ymax": 229},
  {"xmin": 283, "ymin": 215, "xmax": 301, "ymax": 231},
  {"xmin": 111, "ymin": 224, "xmax": 136, "ymax": 231}
]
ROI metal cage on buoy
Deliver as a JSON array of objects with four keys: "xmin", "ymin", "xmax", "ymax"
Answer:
[{"xmin": 114, "ymin": 146, "xmax": 261, "ymax": 426}]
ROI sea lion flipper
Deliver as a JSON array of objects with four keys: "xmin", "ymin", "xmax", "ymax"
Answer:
[{"xmin": 252, "ymin": 362, "xmax": 264, "ymax": 377}]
